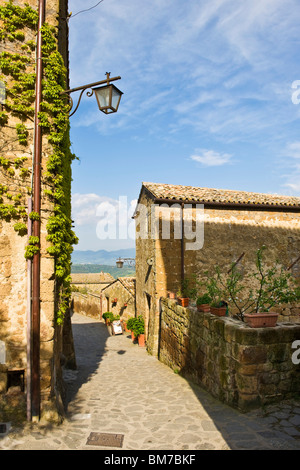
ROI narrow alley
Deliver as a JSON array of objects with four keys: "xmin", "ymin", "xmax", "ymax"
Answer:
[{"xmin": 1, "ymin": 312, "xmax": 300, "ymax": 451}]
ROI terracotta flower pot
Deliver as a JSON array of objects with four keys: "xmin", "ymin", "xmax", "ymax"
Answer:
[
  {"xmin": 131, "ymin": 331, "xmax": 137, "ymax": 342},
  {"xmin": 168, "ymin": 291, "xmax": 176, "ymax": 299},
  {"xmin": 138, "ymin": 334, "xmax": 145, "ymax": 347},
  {"xmin": 197, "ymin": 303, "xmax": 210, "ymax": 312},
  {"xmin": 178, "ymin": 297, "xmax": 189, "ymax": 307},
  {"xmin": 210, "ymin": 306, "xmax": 226, "ymax": 317},
  {"xmin": 244, "ymin": 312, "xmax": 278, "ymax": 328}
]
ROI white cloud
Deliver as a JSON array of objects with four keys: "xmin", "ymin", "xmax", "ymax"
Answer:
[
  {"xmin": 284, "ymin": 142, "xmax": 300, "ymax": 159},
  {"xmin": 190, "ymin": 149, "xmax": 233, "ymax": 166},
  {"xmin": 68, "ymin": 0, "xmax": 300, "ymax": 143},
  {"xmin": 280, "ymin": 142, "xmax": 300, "ymax": 195},
  {"xmin": 72, "ymin": 192, "xmax": 137, "ymax": 231},
  {"xmin": 71, "ymin": 193, "xmax": 114, "ymax": 226}
]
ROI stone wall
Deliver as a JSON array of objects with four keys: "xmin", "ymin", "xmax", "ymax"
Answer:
[
  {"xmin": 101, "ymin": 279, "xmax": 135, "ymax": 322},
  {"xmin": 135, "ymin": 197, "xmax": 300, "ymax": 357},
  {"xmin": 0, "ymin": 0, "xmax": 72, "ymax": 422},
  {"xmin": 159, "ymin": 298, "xmax": 300, "ymax": 412},
  {"xmin": 135, "ymin": 191, "xmax": 158, "ymax": 353},
  {"xmin": 71, "ymin": 292, "xmax": 101, "ymax": 320}
]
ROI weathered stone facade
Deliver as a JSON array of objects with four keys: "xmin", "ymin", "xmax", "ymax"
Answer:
[
  {"xmin": 101, "ymin": 277, "xmax": 136, "ymax": 322},
  {"xmin": 135, "ymin": 182, "xmax": 300, "ymax": 356},
  {"xmin": 159, "ymin": 298, "xmax": 300, "ymax": 411},
  {"xmin": 71, "ymin": 291, "xmax": 101, "ymax": 320},
  {"xmin": 0, "ymin": 0, "xmax": 74, "ymax": 422}
]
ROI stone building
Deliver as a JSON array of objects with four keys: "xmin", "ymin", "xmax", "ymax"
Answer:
[
  {"xmin": 71, "ymin": 272, "xmax": 115, "ymax": 294},
  {"xmin": 0, "ymin": 0, "xmax": 75, "ymax": 422},
  {"xmin": 134, "ymin": 182, "xmax": 300, "ymax": 356},
  {"xmin": 101, "ymin": 277, "xmax": 136, "ymax": 322}
]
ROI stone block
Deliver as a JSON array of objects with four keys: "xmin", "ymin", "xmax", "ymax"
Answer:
[
  {"xmin": 235, "ymin": 326, "xmax": 259, "ymax": 345},
  {"xmin": 236, "ymin": 373, "xmax": 258, "ymax": 394},
  {"xmin": 237, "ymin": 345, "xmax": 267, "ymax": 365},
  {"xmin": 268, "ymin": 343, "xmax": 290, "ymax": 363}
]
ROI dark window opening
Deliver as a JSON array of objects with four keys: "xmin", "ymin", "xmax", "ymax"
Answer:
[{"xmin": 7, "ymin": 369, "xmax": 25, "ymax": 392}]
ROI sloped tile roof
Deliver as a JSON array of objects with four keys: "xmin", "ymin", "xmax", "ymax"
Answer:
[
  {"xmin": 101, "ymin": 277, "xmax": 136, "ymax": 297},
  {"xmin": 119, "ymin": 277, "xmax": 136, "ymax": 296},
  {"xmin": 142, "ymin": 182, "xmax": 300, "ymax": 208}
]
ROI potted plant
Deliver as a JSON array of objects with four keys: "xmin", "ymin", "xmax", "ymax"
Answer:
[
  {"xmin": 103, "ymin": 311, "xmax": 114, "ymax": 325},
  {"xmin": 196, "ymin": 293, "xmax": 212, "ymax": 312},
  {"xmin": 132, "ymin": 315, "xmax": 145, "ymax": 347},
  {"xmin": 177, "ymin": 278, "xmax": 192, "ymax": 307},
  {"xmin": 126, "ymin": 317, "xmax": 138, "ymax": 341},
  {"xmin": 202, "ymin": 272, "xmax": 227, "ymax": 316},
  {"xmin": 167, "ymin": 291, "xmax": 176, "ymax": 299},
  {"xmin": 216, "ymin": 246, "xmax": 300, "ymax": 327}
]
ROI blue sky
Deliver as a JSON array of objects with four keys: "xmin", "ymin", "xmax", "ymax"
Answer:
[{"xmin": 68, "ymin": 0, "xmax": 300, "ymax": 252}]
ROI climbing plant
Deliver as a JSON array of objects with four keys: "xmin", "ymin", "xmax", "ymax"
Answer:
[{"xmin": 0, "ymin": 0, "xmax": 78, "ymax": 324}]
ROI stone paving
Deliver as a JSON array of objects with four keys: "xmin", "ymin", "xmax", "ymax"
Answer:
[{"xmin": 1, "ymin": 312, "xmax": 300, "ymax": 451}]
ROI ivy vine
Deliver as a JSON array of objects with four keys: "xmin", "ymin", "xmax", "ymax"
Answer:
[{"xmin": 0, "ymin": 1, "xmax": 78, "ymax": 325}]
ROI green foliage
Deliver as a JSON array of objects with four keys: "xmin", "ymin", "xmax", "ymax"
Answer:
[
  {"xmin": 13, "ymin": 222, "xmax": 27, "ymax": 236},
  {"xmin": 0, "ymin": 3, "xmax": 78, "ymax": 325},
  {"xmin": 127, "ymin": 316, "xmax": 145, "ymax": 336},
  {"xmin": 24, "ymin": 244, "xmax": 39, "ymax": 260},
  {"xmin": 15, "ymin": 123, "xmax": 28, "ymax": 145},
  {"xmin": 103, "ymin": 312, "xmax": 114, "ymax": 323},
  {"xmin": 201, "ymin": 246, "xmax": 300, "ymax": 320},
  {"xmin": 71, "ymin": 263, "xmax": 135, "ymax": 277},
  {"xmin": 177, "ymin": 278, "xmax": 192, "ymax": 298},
  {"xmin": 196, "ymin": 293, "xmax": 212, "ymax": 305},
  {"xmin": 29, "ymin": 211, "xmax": 40, "ymax": 221},
  {"xmin": 0, "ymin": 111, "xmax": 8, "ymax": 125},
  {"xmin": 202, "ymin": 268, "xmax": 226, "ymax": 308}
]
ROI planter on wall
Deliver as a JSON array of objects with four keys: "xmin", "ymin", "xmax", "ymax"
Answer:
[
  {"xmin": 197, "ymin": 303, "xmax": 210, "ymax": 313},
  {"xmin": 168, "ymin": 291, "xmax": 176, "ymax": 299},
  {"xmin": 178, "ymin": 297, "xmax": 189, "ymax": 307},
  {"xmin": 210, "ymin": 306, "xmax": 227, "ymax": 317},
  {"xmin": 244, "ymin": 313, "xmax": 278, "ymax": 328}
]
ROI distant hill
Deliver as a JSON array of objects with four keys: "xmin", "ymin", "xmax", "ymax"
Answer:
[
  {"xmin": 71, "ymin": 248, "xmax": 135, "ymax": 266},
  {"xmin": 71, "ymin": 264, "xmax": 135, "ymax": 278}
]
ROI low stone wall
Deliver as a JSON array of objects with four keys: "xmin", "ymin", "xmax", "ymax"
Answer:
[
  {"xmin": 71, "ymin": 292, "xmax": 101, "ymax": 320},
  {"xmin": 159, "ymin": 298, "xmax": 300, "ymax": 412}
]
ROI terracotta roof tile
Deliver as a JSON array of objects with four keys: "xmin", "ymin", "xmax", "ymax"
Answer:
[
  {"xmin": 101, "ymin": 277, "xmax": 136, "ymax": 296},
  {"xmin": 118, "ymin": 277, "xmax": 136, "ymax": 296},
  {"xmin": 142, "ymin": 182, "xmax": 300, "ymax": 208}
]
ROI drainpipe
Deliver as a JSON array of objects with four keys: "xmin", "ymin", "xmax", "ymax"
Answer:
[
  {"xmin": 181, "ymin": 202, "xmax": 184, "ymax": 283},
  {"xmin": 31, "ymin": 0, "xmax": 45, "ymax": 422},
  {"xmin": 26, "ymin": 197, "xmax": 32, "ymax": 421}
]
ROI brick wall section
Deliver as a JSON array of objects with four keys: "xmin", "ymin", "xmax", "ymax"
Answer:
[{"xmin": 159, "ymin": 298, "xmax": 300, "ymax": 411}]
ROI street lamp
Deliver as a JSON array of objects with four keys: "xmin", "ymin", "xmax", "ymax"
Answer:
[
  {"xmin": 62, "ymin": 72, "xmax": 123, "ymax": 117},
  {"xmin": 116, "ymin": 257, "xmax": 136, "ymax": 268}
]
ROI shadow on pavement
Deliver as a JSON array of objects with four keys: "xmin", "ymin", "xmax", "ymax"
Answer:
[{"xmin": 63, "ymin": 315, "xmax": 111, "ymax": 414}]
